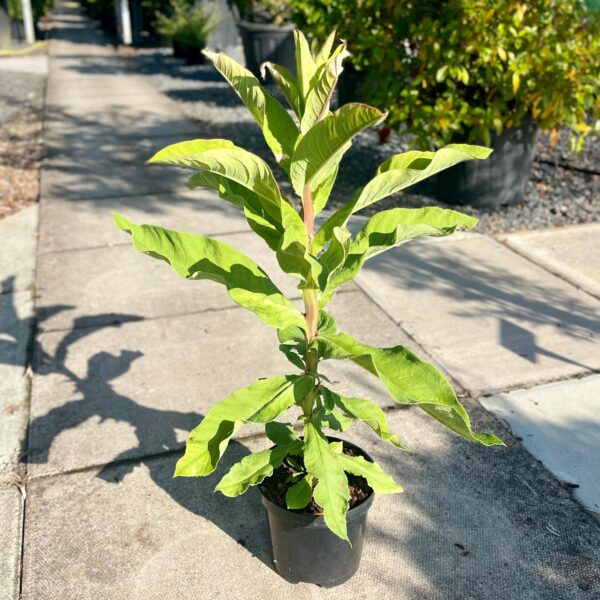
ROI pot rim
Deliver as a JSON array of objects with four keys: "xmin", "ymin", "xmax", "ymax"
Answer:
[
  {"xmin": 259, "ymin": 436, "xmax": 376, "ymax": 521},
  {"xmin": 238, "ymin": 20, "xmax": 295, "ymax": 32}
]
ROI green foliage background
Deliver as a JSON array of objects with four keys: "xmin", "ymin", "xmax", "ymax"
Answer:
[
  {"xmin": 7, "ymin": 0, "xmax": 53, "ymax": 23},
  {"xmin": 292, "ymin": 0, "xmax": 600, "ymax": 150},
  {"xmin": 155, "ymin": 0, "xmax": 220, "ymax": 47}
]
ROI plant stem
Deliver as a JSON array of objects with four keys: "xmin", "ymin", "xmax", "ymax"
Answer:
[
  {"xmin": 301, "ymin": 184, "xmax": 319, "ymax": 417},
  {"xmin": 302, "ymin": 185, "xmax": 315, "ymax": 241},
  {"xmin": 302, "ymin": 288, "xmax": 319, "ymax": 341}
]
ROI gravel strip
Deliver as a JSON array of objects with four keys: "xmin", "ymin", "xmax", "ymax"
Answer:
[
  {"xmin": 0, "ymin": 57, "xmax": 46, "ymax": 220},
  {"xmin": 133, "ymin": 48, "xmax": 599, "ymax": 235}
]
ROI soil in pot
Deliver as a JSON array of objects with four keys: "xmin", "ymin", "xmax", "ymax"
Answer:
[
  {"xmin": 261, "ymin": 445, "xmax": 372, "ymax": 514},
  {"xmin": 260, "ymin": 440, "xmax": 375, "ymax": 587}
]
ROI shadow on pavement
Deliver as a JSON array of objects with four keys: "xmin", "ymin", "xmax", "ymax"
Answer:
[
  {"xmin": 1, "ymin": 278, "xmax": 599, "ymax": 594},
  {"xmin": 11, "ymin": 291, "xmax": 273, "ymax": 568},
  {"xmin": 366, "ymin": 244, "xmax": 600, "ymax": 371}
]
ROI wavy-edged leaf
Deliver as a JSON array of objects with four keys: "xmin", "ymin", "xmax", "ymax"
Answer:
[
  {"xmin": 175, "ymin": 375, "xmax": 312, "ymax": 477},
  {"xmin": 321, "ymin": 388, "xmax": 405, "ymax": 449},
  {"xmin": 319, "ymin": 330, "xmax": 504, "ymax": 447},
  {"xmin": 150, "ymin": 139, "xmax": 285, "ymax": 222},
  {"xmin": 286, "ymin": 475, "xmax": 313, "ymax": 509},
  {"xmin": 261, "ymin": 62, "xmax": 303, "ymax": 119},
  {"xmin": 304, "ymin": 421, "xmax": 350, "ymax": 541},
  {"xmin": 301, "ymin": 42, "xmax": 349, "ymax": 133},
  {"xmin": 314, "ymin": 144, "xmax": 490, "ymax": 252},
  {"xmin": 290, "ymin": 103, "xmax": 387, "ymax": 196},
  {"xmin": 339, "ymin": 454, "xmax": 403, "ymax": 494},
  {"xmin": 204, "ymin": 51, "xmax": 299, "ymax": 169},
  {"xmin": 325, "ymin": 207, "xmax": 477, "ymax": 294},
  {"xmin": 216, "ymin": 441, "xmax": 301, "ymax": 496},
  {"xmin": 113, "ymin": 214, "xmax": 305, "ymax": 331}
]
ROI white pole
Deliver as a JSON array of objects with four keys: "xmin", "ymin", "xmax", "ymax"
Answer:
[
  {"xmin": 21, "ymin": 0, "xmax": 35, "ymax": 45},
  {"xmin": 118, "ymin": 0, "xmax": 132, "ymax": 45}
]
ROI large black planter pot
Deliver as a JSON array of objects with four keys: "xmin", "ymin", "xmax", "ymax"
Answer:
[
  {"xmin": 337, "ymin": 63, "xmax": 368, "ymax": 106},
  {"xmin": 173, "ymin": 42, "xmax": 208, "ymax": 66},
  {"xmin": 415, "ymin": 118, "xmax": 539, "ymax": 209},
  {"xmin": 237, "ymin": 21, "xmax": 295, "ymax": 79},
  {"xmin": 261, "ymin": 439, "xmax": 375, "ymax": 587}
]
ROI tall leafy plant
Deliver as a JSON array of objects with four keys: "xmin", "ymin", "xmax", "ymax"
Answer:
[{"xmin": 114, "ymin": 32, "xmax": 503, "ymax": 542}]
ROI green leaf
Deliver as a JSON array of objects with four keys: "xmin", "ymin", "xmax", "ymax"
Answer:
[
  {"xmin": 175, "ymin": 375, "xmax": 312, "ymax": 477},
  {"xmin": 325, "ymin": 207, "xmax": 478, "ymax": 294},
  {"xmin": 186, "ymin": 168, "xmax": 285, "ymax": 254},
  {"xmin": 279, "ymin": 342, "xmax": 306, "ymax": 370},
  {"xmin": 359, "ymin": 144, "xmax": 492, "ymax": 212},
  {"xmin": 318, "ymin": 226, "xmax": 351, "ymax": 296},
  {"xmin": 276, "ymin": 204, "xmax": 322, "ymax": 287},
  {"xmin": 315, "ymin": 31, "xmax": 336, "ymax": 65},
  {"xmin": 301, "ymin": 42, "xmax": 349, "ymax": 133},
  {"xmin": 149, "ymin": 139, "xmax": 285, "ymax": 223},
  {"xmin": 113, "ymin": 214, "xmax": 305, "ymax": 332},
  {"xmin": 294, "ymin": 30, "xmax": 317, "ymax": 100},
  {"xmin": 313, "ymin": 406, "xmax": 354, "ymax": 432},
  {"xmin": 261, "ymin": 62, "xmax": 303, "ymax": 119},
  {"xmin": 304, "ymin": 421, "xmax": 350, "ymax": 541},
  {"xmin": 154, "ymin": 141, "xmax": 315, "ymax": 281},
  {"xmin": 216, "ymin": 442, "xmax": 301, "ymax": 496},
  {"xmin": 339, "ymin": 454, "xmax": 403, "ymax": 494},
  {"xmin": 314, "ymin": 144, "xmax": 490, "ymax": 252},
  {"xmin": 290, "ymin": 103, "xmax": 387, "ymax": 196},
  {"xmin": 286, "ymin": 475, "xmax": 313, "ymax": 510},
  {"xmin": 319, "ymin": 330, "xmax": 504, "ymax": 447},
  {"xmin": 321, "ymin": 387, "xmax": 405, "ymax": 449},
  {"xmin": 329, "ymin": 441, "xmax": 344, "ymax": 454},
  {"xmin": 265, "ymin": 421, "xmax": 300, "ymax": 446},
  {"xmin": 204, "ymin": 51, "xmax": 299, "ymax": 170},
  {"xmin": 175, "ymin": 154, "xmax": 314, "ymax": 286},
  {"xmin": 312, "ymin": 162, "xmax": 339, "ymax": 215}
]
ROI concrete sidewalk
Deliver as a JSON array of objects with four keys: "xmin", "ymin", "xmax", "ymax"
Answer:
[{"xmin": 2, "ymin": 3, "xmax": 600, "ymax": 598}]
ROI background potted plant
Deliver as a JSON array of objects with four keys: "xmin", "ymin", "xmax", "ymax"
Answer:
[
  {"xmin": 292, "ymin": 0, "xmax": 600, "ymax": 209},
  {"xmin": 230, "ymin": 0, "xmax": 296, "ymax": 77},
  {"xmin": 114, "ymin": 32, "xmax": 503, "ymax": 586},
  {"xmin": 155, "ymin": 0, "xmax": 220, "ymax": 64}
]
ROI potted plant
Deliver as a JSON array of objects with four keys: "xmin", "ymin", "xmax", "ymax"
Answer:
[
  {"xmin": 292, "ymin": 0, "xmax": 600, "ymax": 209},
  {"xmin": 114, "ymin": 32, "xmax": 504, "ymax": 586},
  {"xmin": 230, "ymin": 0, "xmax": 296, "ymax": 77},
  {"xmin": 155, "ymin": 0, "xmax": 220, "ymax": 64}
]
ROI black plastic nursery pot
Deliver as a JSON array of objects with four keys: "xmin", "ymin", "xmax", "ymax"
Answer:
[
  {"xmin": 260, "ymin": 439, "xmax": 375, "ymax": 587},
  {"xmin": 237, "ymin": 20, "xmax": 296, "ymax": 79},
  {"xmin": 414, "ymin": 117, "xmax": 539, "ymax": 209},
  {"xmin": 173, "ymin": 42, "xmax": 208, "ymax": 66},
  {"xmin": 336, "ymin": 63, "xmax": 369, "ymax": 106}
]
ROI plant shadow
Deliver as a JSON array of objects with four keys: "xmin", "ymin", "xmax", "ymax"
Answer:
[{"xmin": 8, "ymin": 291, "xmax": 274, "ymax": 569}]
